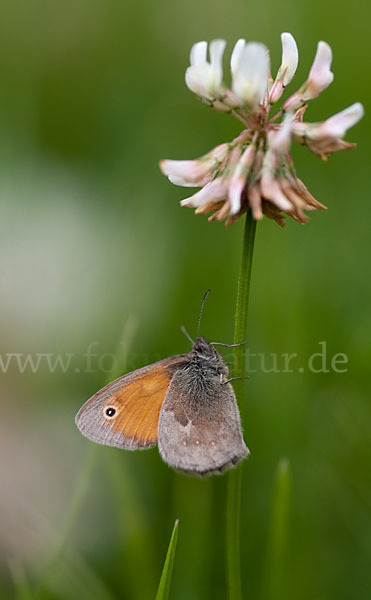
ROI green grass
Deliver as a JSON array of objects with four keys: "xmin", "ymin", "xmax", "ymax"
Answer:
[{"xmin": 155, "ymin": 520, "xmax": 179, "ymax": 600}]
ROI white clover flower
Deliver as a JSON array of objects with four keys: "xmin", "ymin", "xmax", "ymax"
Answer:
[{"xmin": 161, "ymin": 33, "xmax": 364, "ymax": 227}]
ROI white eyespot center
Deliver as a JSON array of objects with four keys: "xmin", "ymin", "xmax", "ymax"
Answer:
[{"xmin": 104, "ymin": 406, "xmax": 117, "ymax": 420}]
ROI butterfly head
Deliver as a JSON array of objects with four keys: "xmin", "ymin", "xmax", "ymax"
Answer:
[
  {"xmin": 193, "ymin": 336, "xmax": 214, "ymax": 355},
  {"xmin": 192, "ymin": 336, "xmax": 228, "ymax": 374}
]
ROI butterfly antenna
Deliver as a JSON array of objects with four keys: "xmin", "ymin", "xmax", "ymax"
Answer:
[
  {"xmin": 180, "ymin": 325, "xmax": 194, "ymax": 345},
  {"xmin": 196, "ymin": 289, "xmax": 210, "ymax": 338}
]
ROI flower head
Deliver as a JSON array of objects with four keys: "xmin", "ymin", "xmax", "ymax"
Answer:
[{"xmin": 160, "ymin": 34, "xmax": 363, "ymax": 226}]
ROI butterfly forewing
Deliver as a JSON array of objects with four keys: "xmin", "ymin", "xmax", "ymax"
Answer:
[{"xmin": 75, "ymin": 355, "xmax": 187, "ymax": 450}]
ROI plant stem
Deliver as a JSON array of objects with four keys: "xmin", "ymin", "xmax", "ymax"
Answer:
[
  {"xmin": 233, "ymin": 210, "xmax": 257, "ymax": 375},
  {"xmin": 226, "ymin": 211, "xmax": 257, "ymax": 600}
]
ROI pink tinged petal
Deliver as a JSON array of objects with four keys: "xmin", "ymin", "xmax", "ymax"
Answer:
[
  {"xmin": 232, "ymin": 42, "xmax": 269, "ymax": 110},
  {"xmin": 221, "ymin": 88, "xmax": 241, "ymax": 109},
  {"xmin": 211, "ymin": 99, "xmax": 231, "ymax": 112},
  {"xmin": 160, "ymin": 159, "xmax": 213, "ymax": 187},
  {"xmin": 160, "ymin": 143, "xmax": 230, "ymax": 187},
  {"xmin": 180, "ymin": 178, "xmax": 228, "ymax": 208},
  {"xmin": 248, "ymin": 186, "xmax": 263, "ymax": 220},
  {"xmin": 283, "ymin": 90, "xmax": 303, "ymax": 112},
  {"xmin": 209, "ymin": 142, "xmax": 231, "ymax": 161},
  {"xmin": 261, "ymin": 176, "xmax": 293, "ymax": 211},
  {"xmin": 182, "ymin": 147, "xmax": 241, "ymax": 212},
  {"xmin": 291, "ymin": 121, "xmax": 310, "ymax": 143},
  {"xmin": 303, "ymin": 137, "xmax": 355, "ymax": 158},
  {"xmin": 310, "ymin": 102, "xmax": 364, "ymax": 139},
  {"xmin": 304, "ymin": 41, "xmax": 334, "ymax": 99},
  {"xmin": 279, "ymin": 180, "xmax": 309, "ymax": 221},
  {"xmin": 280, "ymin": 33, "xmax": 299, "ymax": 85},
  {"xmin": 160, "ymin": 159, "xmax": 211, "ymax": 187},
  {"xmin": 294, "ymin": 105, "xmax": 308, "ymax": 121},
  {"xmin": 269, "ymin": 113, "xmax": 293, "ymax": 153},
  {"xmin": 168, "ymin": 174, "xmax": 198, "ymax": 187},
  {"xmin": 294, "ymin": 178, "xmax": 327, "ymax": 210},
  {"xmin": 284, "ymin": 41, "xmax": 334, "ymax": 111},
  {"xmin": 261, "ymin": 151, "xmax": 292, "ymax": 212},
  {"xmin": 228, "ymin": 145, "xmax": 256, "ymax": 214},
  {"xmin": 227, "ymin": 182, "xmax": 243, "ymax": 215},
  {"xmin": 269, "ymin": 80, "xmax": 285, "ymax": 104},
  {"xmin": 269, "ymin": 33, "xmax": 298, "ymax": 103}
]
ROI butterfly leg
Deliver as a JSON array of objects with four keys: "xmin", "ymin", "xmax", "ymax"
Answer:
[{"xmin": 210, "ymin": 340, "xmax": 248, "ymax": 348}]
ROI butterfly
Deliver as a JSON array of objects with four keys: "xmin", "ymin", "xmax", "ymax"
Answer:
[{"xmin": 75, "ymin": 292, "xmax": 249, "ymax": 475}]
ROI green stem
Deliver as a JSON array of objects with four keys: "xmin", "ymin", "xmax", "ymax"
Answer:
[
  {"xmin": 233, "ymin": 210, "xmax": 257, "ymax": 375},
  {"xmin": 226, "ymin": 211, "xmax": 257, "ymax": 600}
]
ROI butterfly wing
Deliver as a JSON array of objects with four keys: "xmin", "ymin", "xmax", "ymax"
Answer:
[
  {"xmin": 158, "ymin": 371, "xmax": 249, "ymax": 475},
  {"xmin": 75, "ymin": 355, "xmax": 188, "ymax": 450}
]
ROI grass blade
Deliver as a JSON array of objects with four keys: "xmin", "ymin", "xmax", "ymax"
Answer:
[
  {"xmin": 155, "ymin": 519, "xmax": 179, "ymax": 600},
  {"xmin": 261, "ymin": 458, "xmax": 292, "ymax": 600}
]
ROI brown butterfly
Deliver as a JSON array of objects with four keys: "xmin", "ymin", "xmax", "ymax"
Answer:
[{"xmin": 75, "ymin": 292, "xmax": 249, "ymax": 475}]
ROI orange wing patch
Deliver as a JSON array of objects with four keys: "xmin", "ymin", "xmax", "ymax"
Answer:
[{"xmin": 108, "ymin": 369, "xmax": 172, "ymax": 445}]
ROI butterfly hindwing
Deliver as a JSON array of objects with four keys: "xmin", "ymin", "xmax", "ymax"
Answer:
[
  {"xmin": 75, "ymin": 355, "xmax": 188, "ymax": 450},
  {"xmin": 158, "ymin": 370, "xmax": 249, "ymax": 475}
]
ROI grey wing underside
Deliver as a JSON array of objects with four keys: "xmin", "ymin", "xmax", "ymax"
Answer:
[{"xmin": 157, "ymin": 371, "xmax": 249, "ymax": 475}]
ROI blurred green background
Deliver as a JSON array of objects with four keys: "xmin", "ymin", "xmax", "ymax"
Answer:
[{"xmin": 0, "ymin": 0, "xmax": 370, "ymax": 598}]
